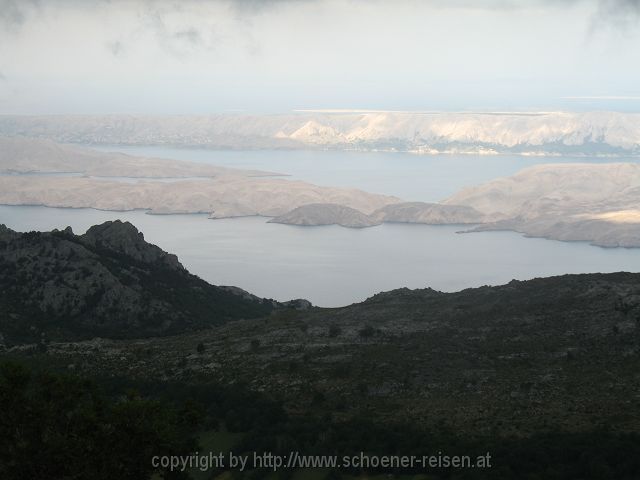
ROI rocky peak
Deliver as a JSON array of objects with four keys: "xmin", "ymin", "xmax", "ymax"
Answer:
[
  {"xmin": 0, "ymin": 220, "xmax": 276, "ymax": 344},
  {"xmin": 80, "ymin": 220, "xmax": 183, "ymax": 270},
  {"xmin": 0, "ymin": 224, "xmax": 20, "ymax": 241}
]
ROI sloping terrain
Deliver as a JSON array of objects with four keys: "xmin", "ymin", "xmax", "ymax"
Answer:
[
  {"xmin": 268, "ymin": 203, "xmax": 381, "ymax": 228},
  {"xmin": 0, "ymin": 136, "xmax": 275, "ymax": 178},
  {"xmin": 9, "ymin": 258, "xmax": 640, "ymax": 436},
  {"xmin": 0, "ymin": 175, "xmax": 400, "ymax": 217},
  {"xmin": 2, "ymin": 111, "xmax": 640, "ymax": 155},
  {"xmin": 3, "ymin": 223, "xmax": 640, "ymax": 478},
  {"xmin": 445, "ymin": 163, "xmax": 640, "ymax": 247},
  {"xmin": 0, "ymin": 221, "xmax": 275, "ymax": 344},
  {"xmin": 371, "ymin": 201, "xmax": 485, "ymax": 224},
  {"xmin": 0, "ymin": 137, "xmax": 401, "ymax": 217}
]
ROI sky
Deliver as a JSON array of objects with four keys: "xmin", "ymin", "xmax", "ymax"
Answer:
[{"xmin": 1, "ymin": 0, "xmax": 640, "ymax": 114}]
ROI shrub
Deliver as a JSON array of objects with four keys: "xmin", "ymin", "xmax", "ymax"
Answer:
[{"xmin": 358, "ymin": 325, "xmax": 375, "ymax": 338}]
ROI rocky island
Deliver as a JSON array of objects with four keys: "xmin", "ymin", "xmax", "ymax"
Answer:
[{"xmin": 268, "ymin": 203, "xmax": 382, "ymax": 228}]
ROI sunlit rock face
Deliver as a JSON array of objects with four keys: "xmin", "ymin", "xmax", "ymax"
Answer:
[{"xmin": 2, "ymin": 111, "xmax": 640, "ymax": 155}]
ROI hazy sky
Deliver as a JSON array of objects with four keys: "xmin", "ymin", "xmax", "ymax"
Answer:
[{"xmin": 1, "ymin": 0, "xmax": 640, "ymax": 114}]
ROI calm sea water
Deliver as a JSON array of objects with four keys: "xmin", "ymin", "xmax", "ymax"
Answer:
[
  {"xmin": 91, "ymin": 146, "xmax": 640, "ymax": 202},
  {"xmin": 2, "ymin": 205, "xmax": 640, "ymax": 307}
]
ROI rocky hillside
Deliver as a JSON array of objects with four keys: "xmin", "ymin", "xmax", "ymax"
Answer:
[
  {"xmin": 445, "ymin": 163, "xmax": 640, "ymax": 247},
  {"xmin": 0, "ymin": 137, "xmax": 401, "ymax": 218},
  {"xmin": 0, "ymin": 135, "xmax": 275, "ymax": 178},
  {"xmin": 22, "ymin": 271, "xmax": 640, "ymax": 436},
  {"xmin": 370, "ymin": 201, "xmax": 485, "ymax": 224},
  {"xmin": 0, "ymin": 221, "xmax": 276, "ymax": 345},
  {"xmin": 2, "ymin": 111, "xmax": 639, "ymax": 155},
  {"xmin": 269, "ymin": 201, "xmax": 486, "ymax": 228},
  {"xmin": 268, "ymin": 203, "xmax": 381, "ymax": 228}
]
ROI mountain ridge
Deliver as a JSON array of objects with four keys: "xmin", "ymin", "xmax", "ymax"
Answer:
[
  {"xmin": 2, "ymin": 111, "xmax": 640, "ymax": 155},
  {"xmin": 0, "ymin": 221, "xmax": 280, "ymax": 345}
]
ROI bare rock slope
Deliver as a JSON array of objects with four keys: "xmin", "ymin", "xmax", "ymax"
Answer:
[
  {"xmin": 2, "ymin": 111, "xmax": 640, "ymax": 155},
  {"xmin": 0, "ymin": 136, "xmax": 276, "ymax": 178},
  {"xmin": 0, "ymin": 136, "xmax": 401, "ymax": 218},
  {"xmin": 445, "ymin": 163, "xmax": 640, "ymax": 247},
  {"xmin": 0, "ymin": 175, "xmax": 400, "ymax": 217},
  {"xmin": 0, "ymin": 221, "xmax": 277, "ymax": 344},
  {"xmin": 371, "ymin": 202, "xmax": 485, "ymax": 224},
  {"xmin": 268, "ymin": 203, "xmax": 381, "ymax": 228}
]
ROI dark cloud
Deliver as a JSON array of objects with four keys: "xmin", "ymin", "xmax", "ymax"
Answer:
[
  {"xmin": 589, "ymin": 0, "xmax": 640, "ymax": 33},
  {"xmin": 136, "ymin": 5, "xmax": 219, "ymax": 57},
  {"xmin": 106, "ymin": 40, "xmax": 125, "ymax": 57},
  {"xmin": 0, "ymin": 0, "xmax": 39, "ymax": 30},
  {"xmin": 173, "ymin": 28, "xmax": 203, "ymax": 45},
  {"xmin": 3, "ymin": 0, "xmax": 639, "ymax": 40},
  {"xmin": 595, "ymin": 0, "xmax": 640, "ymax": 20},
  {"xmin": 229, "ymin": 0, "xmax": 317, "ymax": 11}
]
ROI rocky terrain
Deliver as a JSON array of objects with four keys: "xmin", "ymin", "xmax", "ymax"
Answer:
[
  {"xmin": 4, "ymin": 136, "xmax": 640, "ymax": 247},
  {"xmin": 4, "ymin": 256, "xmax": 640, "ymax": 435},
  {"xmin": 268, "ymin": 203, "xmax": 381, "ymax": 228},
  {"xmin": 269, "ymin": 202, "xmax": 487, "ymax": 228},
  {"xmin": 1, "ymin": 111, "xmax": 640, "ymax": 155},
  {"xmin": 445, "ymin": 163, "xmax": 640, "ymax": 247},
  {"xmin": 0, "ymin": 221, "xmax": 278, "ymax": 345},
  {"xmin": 3, "ymin": 220, "xmax": 640, "ymax": 479},
  {"xmin": 0, "ymin": 137, "xmax": 401, "ymax": 217},
  {"xmin": 0, "ymin": 136, "xmax": 276, "ymax": 178},
  {"xmin": 0, "ymin": 175, "xmax": 400, "ymax": 217},
  {"xmin": 370, "ymin": 201, "xmax": 486, "ymax": 224}
]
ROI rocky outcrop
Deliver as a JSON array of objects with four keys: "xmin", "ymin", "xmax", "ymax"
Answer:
[
  {"xmin": 0, "ymin": 221, "xmax": 277, "ymax": 344},
  {"xmin": 81, "ymin": 220, "xmax": 183, "ymax": 270}
]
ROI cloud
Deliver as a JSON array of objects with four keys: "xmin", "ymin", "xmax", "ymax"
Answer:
[
  {"xmin": 596, "ymin": 0, "xmax": 640, "ymax": 15},
  {"xmin": 590, "ymin": 0, "xmax": 640, "ymax": 30},
  {"xmin": 173, "ymin": 28, "xmax": 203, "ymax": 45},
  {"xmin": 223, "ymin": 0, "xmax": 325, "ymax": 14},
  {"xmin": 106, "ymin": 40, "xmax": 125, "ymax": 57},
  {"xmin": 138, "ymin": 7, "xmax": 220, "ymax": 57},
  {"xmin": 0, "ymin": 0, "xmax": 40, "ymax": 31}
]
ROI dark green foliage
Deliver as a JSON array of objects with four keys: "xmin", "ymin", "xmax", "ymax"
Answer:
[
  {"xmin": 3, "ymin": 362, "xmax": 640, "ymax": 479},
  {"xmin": 96, "ymin": 376, "xmax": 288, "ymax": 434},
  {"xmin": 358, "ymin": 325, "xmax": 375, "ymax": 338},
  {"xmin": 328, "ymin": 324, "xmax": 341, "ymax": 337},
  {"xmin": 0, "ymin": 361, "xmax": 197, "ymax": 480}
]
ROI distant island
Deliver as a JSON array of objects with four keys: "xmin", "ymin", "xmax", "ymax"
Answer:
[
  {"xmin": 2, "ymin": 136, "xmax": 640, "ymax": 248},
  {"xmin": 0, "ymin": 137, "xmax": 400, "ymax": 217}
]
